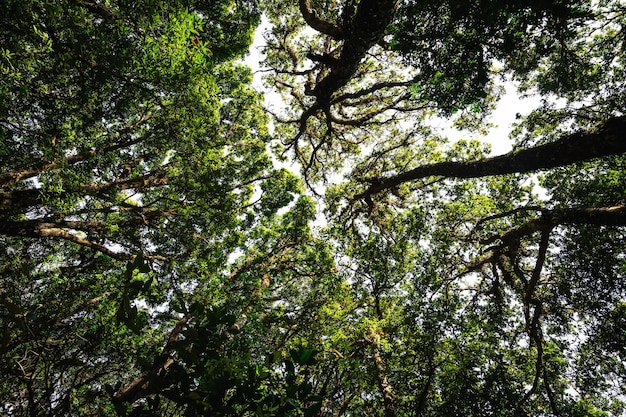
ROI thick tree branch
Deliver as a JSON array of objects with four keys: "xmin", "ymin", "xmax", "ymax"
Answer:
[
  {"xmin": 299, "ymin": 0, "xmax": 344, "ymax": 39},
  {"xmin": 0, "ymin": 189, "xmax": 44, "ymax": 211},
  {"xmin": 414, "ymin": 363, "xmax": 436, "ymax": 416},
  {"xmin": 0, "ymin": 220, "xmax": 131, "ymax": 260},
  {"xmin": 483, "ymin": 204, "xmax": 626, "ymax": 246},
  {"xmin": 357, "ymin": 116, "xmax": 626, "ymax": 199},
  {"xmin": 75, "ymin": 0, "xmax": 116, "ymax": 19},
  {"xmin": 548, "ymin": 204, "xmax": 626, "ymax": 227},
  {"xmin": 372, "ymin": 345, "xmax": 397, "ymax": 417},
  {"xmin": 525, "ymin": 228, "xmax": 550, "ymax": 303},
  {"xmin": 39, "ymin": 228, "xmax": 130, "ymax": 260},
  {"xmin": 308, "ymin": 0, "xmax": 398, "ymax": 105},
  {"xmin": 79, "ymin": 166, "xmax": 170, "ymax": 195}
]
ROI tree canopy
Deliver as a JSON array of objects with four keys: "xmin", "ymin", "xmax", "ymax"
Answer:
[{"xmin": 1, "ymin": 0, "xmax": 625, "ymax": 416}]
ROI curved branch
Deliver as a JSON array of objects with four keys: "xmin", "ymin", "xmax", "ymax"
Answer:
[
  {"xmin": 0, "ymin": 220, "xmax": 130, "ymax": 260},
  {"xmin": 299, "ymin": 0, "xmax": 344, "ymax": 39},
  {"xmin": 37, "ymin": 227, "xmax": 130, "ymax": 261},
  {"xmin": 0, "ymin": 215, "xmax": 175, "ymax": 261}
]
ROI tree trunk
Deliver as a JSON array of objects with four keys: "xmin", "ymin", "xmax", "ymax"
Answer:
[
  {"xmin": 373, "ymin": 347, "xmax": 397, "ymax": 417},
  {"xmin": 306, "ymin": 0, "xmax": 398, "ymax": 105}
]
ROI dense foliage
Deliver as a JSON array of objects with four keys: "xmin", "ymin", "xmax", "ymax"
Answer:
[{"xmin": 1, "ymin": 0, "xmax": 625, "ymax": 416}]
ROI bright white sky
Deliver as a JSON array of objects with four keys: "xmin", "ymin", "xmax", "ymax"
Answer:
[{"xmin": 480, "ymin": 87, "xmax": 542, "ymax": 155}]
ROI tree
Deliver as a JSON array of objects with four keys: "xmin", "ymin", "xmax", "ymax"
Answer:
[
  {"xmin": 0, "ymin": 0, "xmax": 262, "ymax": 261},
  {"xmin": 3, "ymin": 0, "xmax": 626, "ymax": 416},
  {"xmin": 260, "ymin": 0, "xmax": 626, "ymax": 415},
  {"xmin": 0, "ymin": 1, "xmax": 339, "ymax": 415}
]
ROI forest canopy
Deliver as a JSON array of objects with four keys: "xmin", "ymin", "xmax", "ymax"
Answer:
[{"xmin": 1, "ymin": 0, "xmax": 625, "ymax": 416}]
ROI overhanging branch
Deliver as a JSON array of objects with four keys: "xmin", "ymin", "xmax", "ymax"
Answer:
[
  {"xmin": 357, "ymin": 116, "xmax": 626, "ymax": 200},
  {"xmin": 299, "ymin": 0, "xmax": 344, "ymax": 39}
]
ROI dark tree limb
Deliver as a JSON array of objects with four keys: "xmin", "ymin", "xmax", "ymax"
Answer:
[
  {"xmin": 413, "ymin": 363, "xmax": 436, "ymax": 417},
  {"xmin": 113, "ymin": 314, "xmax": 192, "ymax": 408},
  {"xmin": 308, "ymin": 0, "xmax": 398, "ymax": 106},
  {"xmin": 482, "ymin": 204, "xmax": 626, "ymax": 247},
  {"xmin": 357, "ymin": 116, "xmax": 626, "ymax": 200},
  {"xmin": 525, "ymin": 228, "xmax": 550, "ymax": 303},
  {"xmin": 299, "ymin": 0, "xmax": 344, "ymax": 39}
]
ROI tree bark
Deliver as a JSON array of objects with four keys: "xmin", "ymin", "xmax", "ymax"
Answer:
[{"xmin": 358, "ymin": 116, "xmax": 626, "ymax": 199}]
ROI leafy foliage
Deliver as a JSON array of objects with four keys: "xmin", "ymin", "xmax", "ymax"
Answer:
[{"xmin": 2, "ymin": 1, "xmax": 626, "ymax": 416}]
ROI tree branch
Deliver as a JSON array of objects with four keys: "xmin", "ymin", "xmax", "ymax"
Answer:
[
  {"xmin": 113, "ymin": 314, "xmax": 192, "ymax": 407},
  {"xmin": 0, "ymin": 114, "xmax": 152, "ymax": 188},
  {"xmin": 39, "ymin": 228, "xmax": 130, "ymax": 260},
  {"xmin": 299, "ymin": 0, "xmax": 344, "ymax": 39},
  {"xmin": 357, "ymin": 116, "xmax": 626, "ymax": 200},
  {"xmin": 308, "ymin": 0, "xmax": 398, "ymax": 105},
  {"xmin": 482, "ymin": 204, "xmax": 626, "ymax": 247},
  {"xmin": 0, "ymin": 220, "xmax": 131, "ymax": 260}
]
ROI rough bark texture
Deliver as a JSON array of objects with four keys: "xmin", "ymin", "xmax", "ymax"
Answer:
[{"xmin": 358, "ymin": 116, "xmax": 626, "ymax": 200}]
